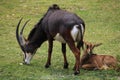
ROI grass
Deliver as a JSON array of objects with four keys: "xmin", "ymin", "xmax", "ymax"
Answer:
[{"xmin": 0, "ymin": 0, "xmax": 120, "ymax": 80}]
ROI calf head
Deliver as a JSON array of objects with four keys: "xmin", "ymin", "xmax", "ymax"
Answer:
[{"xmin": 84, "ymin": 41, "xmax": 102, "ymax": 55}]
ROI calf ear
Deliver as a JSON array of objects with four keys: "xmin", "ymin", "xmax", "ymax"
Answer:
[
  {"xmin": 83, "ymin": 40, "xmax": 88, "ymax": 48},
  {"xmin": 83, "ymin": 40, "xmax": 88, "ymax": 46},
  {"xmin": 94, "ymin": 43, "xmax": 102, "ymax": 47}
]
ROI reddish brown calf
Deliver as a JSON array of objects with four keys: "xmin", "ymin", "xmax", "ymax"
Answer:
[{"xmin": 81, "ymin": 42, "xmax": 117, "ymax": 70}]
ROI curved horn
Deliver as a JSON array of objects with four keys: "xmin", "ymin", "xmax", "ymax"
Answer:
[
  {"xmin": 16, "ymin": 18, "xmax": 30, "ymax": 52},
  {"xmin": 19, "ymin": 19, "xmax": 30, "ymax": 45},
  {"xmin": 16, "ymin": 18, "xmax": 25, "ymax": 52},
  {"xmin": 20, "ymin": 19, "xmax": 30, "ymax": 35}
]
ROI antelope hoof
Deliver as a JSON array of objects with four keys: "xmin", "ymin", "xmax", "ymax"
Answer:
[
  {"xmin": 74, "ymin": 70, "xmax": 80, "ymax": 75},
  {"xmin": 45, "ymin": 63, "xmax": 51, "ymax": 68},
  {"xmin": 64, "ymin": 63, "xmax": 69, "ymax": 69}
]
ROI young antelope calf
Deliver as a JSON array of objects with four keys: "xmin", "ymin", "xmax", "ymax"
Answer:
[{"xmin": 81, "ymin": 42, "xmax": 117, "ymax": 70}]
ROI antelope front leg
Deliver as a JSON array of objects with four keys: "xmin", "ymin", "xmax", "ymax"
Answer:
[{"xmin": 45, "ymin": 39, "xmax": 53, "ymax": 68}]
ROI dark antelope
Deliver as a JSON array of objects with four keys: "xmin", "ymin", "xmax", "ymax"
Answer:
[
  {"xmin": 16, "ymin": 4, "xmax": 85, "ymax": 75},
  {"xmin": 81, "ymin": 42, "xmax": 117, "ymax": 70}
]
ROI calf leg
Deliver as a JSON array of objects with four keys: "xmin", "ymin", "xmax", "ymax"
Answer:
[
  {"xmin": 62, "ymin": 43, "xmax": 69, "ymax": 69},
  {"xmin": 82, "ymin": 64, "xmax": 96, "ymax": 70},
  {"xmin": 45, "ymin": 39, "xmax": 53, "ymax": 68}
]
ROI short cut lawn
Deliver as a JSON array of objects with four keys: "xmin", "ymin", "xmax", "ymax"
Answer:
[{"xmin": 0, "ymin": 0, "xmax": 120, "ymax": 80}]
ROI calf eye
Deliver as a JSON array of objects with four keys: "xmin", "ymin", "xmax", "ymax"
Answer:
[{"xmin": 86, "ymin": 45, "xmax": 89, "ymax": 49}]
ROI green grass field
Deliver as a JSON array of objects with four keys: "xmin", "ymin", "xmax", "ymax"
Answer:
[{"xmin": 0, "ymin": 0, "xmax": 120, "ymax": 80}]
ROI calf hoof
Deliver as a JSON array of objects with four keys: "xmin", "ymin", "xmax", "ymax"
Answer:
[
  {"xmin": 74, "ymin": 71, "xmax": 80, "ymax": 75},
  {"xmin": 64, "ymin": 63, "xmax": 69, "ymax": 69},
  {"xmin": 45, "ymin": 63, "xmax": 51, "ymax": 68}
]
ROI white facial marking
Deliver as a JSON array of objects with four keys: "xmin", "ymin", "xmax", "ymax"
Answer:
[
  {"xmin": 87, "ymin": 49, "xmax": 90, "ymax": 53},
  {"xmin": 71, "ymin": 25, "xmax": 80, "ymax": 41},
  {"xmin": 25, "ymin": 53, "xmax": 33, "ymax": 64},
  {"xmin": 54, "ymin": 33, "xmax": 66, "ymax": 43}
]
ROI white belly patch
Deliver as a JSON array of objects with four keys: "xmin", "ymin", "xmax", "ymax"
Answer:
[{"xmin": 54, "ymin": 33, "xmax": 66, "ymax": 43}]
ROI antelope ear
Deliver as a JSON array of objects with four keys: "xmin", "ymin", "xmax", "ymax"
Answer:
[
  {"xmin": 83, "ymin": 40, "xmax": 90, "ymax": 48},
  {"xmin": 94, "ymin": 43, "xmax": 102, "ymax": 47},
  {"xmin": 83, "ymin": 40, "xmax": 88, "ymax": 46}
]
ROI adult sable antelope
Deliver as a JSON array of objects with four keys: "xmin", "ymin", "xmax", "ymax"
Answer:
[{"xmin": 16, "ymin": 4, "xmax": 85, "ymax": 75}]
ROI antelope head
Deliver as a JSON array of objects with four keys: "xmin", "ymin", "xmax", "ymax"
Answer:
[
  {"xmin": 84, "ymin": 41, "xmax": 102, "ymax": 54},
  {"xmin": 16, "ymin": 18, "xmax": 36, "ymax": 64}
]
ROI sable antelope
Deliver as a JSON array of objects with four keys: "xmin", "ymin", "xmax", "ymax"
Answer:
[
  {"xmin": 81, "ymin": 42, "xmax": 117, "ymax": 70},
  {"xmin": 16, "ymin": 4, "xmax": 85, "ymax": 75}
]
